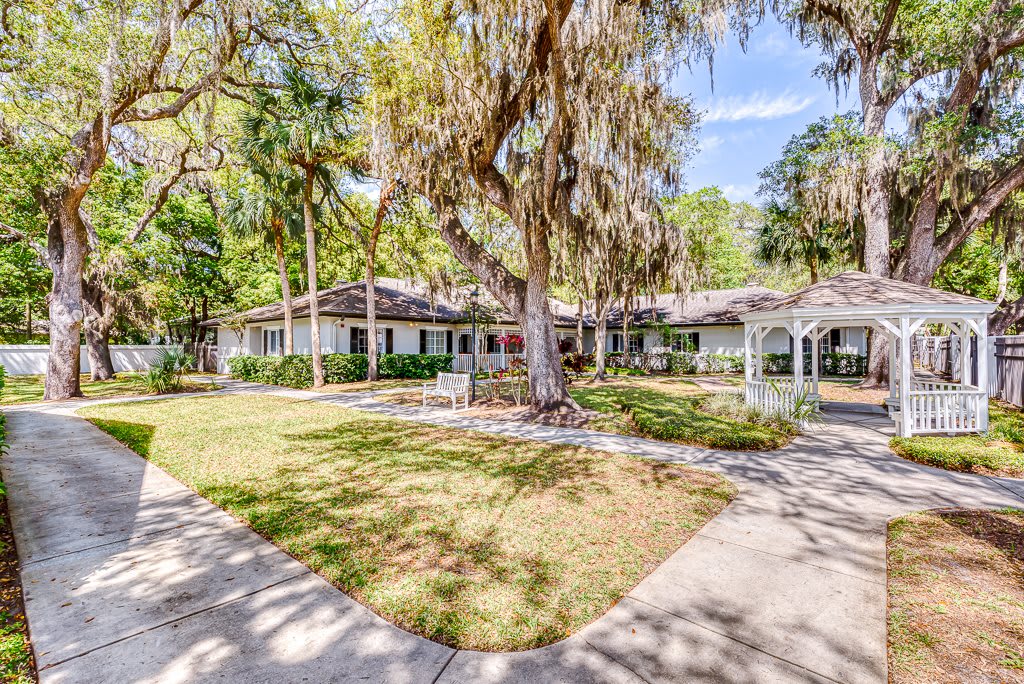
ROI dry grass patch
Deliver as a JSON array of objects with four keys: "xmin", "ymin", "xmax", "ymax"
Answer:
[
  {"xmin": 79, "ymin": 394, "xmax": 734, "ymax": 651},
  {"xmin": 888, "ymin": 508, "xmax": 1024, "ymax": 682},
  {"xmin": 311, "ymin": 379, "xmax": 425, "ymax": 393},
  {"xmin": 816, "ymin": 380, "xmax": 888, "ymax": 405}
]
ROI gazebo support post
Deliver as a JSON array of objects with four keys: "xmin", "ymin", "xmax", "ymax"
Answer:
[
  {"xmin": 976, "ymin": 317, "xmax": 989, "ymax": 431},
  {"xmin": 960, "ymin": 320, "xmax": 971, "ymax": 388},
  {"xmin": 899, "ymin": 316, "xmax": 913, "ymax": 437},
  {"xmin": 743, "ymin": 323, "xmax": 754, "ymax": 385},
  {"xmin": 810, "ymin": 326, "xmax": 820, "ymax": 398},
  {"xmin": 791, "ymin": 321, "xmax": 804, "ymax": 399},
  {"xmin": 887, "ymin": 329, "xmax": 898, "ymax": 408}
]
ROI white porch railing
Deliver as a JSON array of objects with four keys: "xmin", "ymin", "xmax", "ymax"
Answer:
[
  {"xmin": 453, "ymin": 353, "xmax": 525, "ymax": 373},
  {"xmin": 745, "ymin": 377, "xmax": 814, "ymax": 416},
  {"xmin": 904, "ymin": 387, "xmax": 986, "ymax": 434}
]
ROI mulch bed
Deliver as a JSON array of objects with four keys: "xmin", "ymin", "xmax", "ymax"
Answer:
[
  {"xmin": 888, "ymin": 508, "xmax": 1024, "ymax": 683},
  {"xmin": 383, "ymin": 391, "xmax": 604, "ymax": 428},
  {"xmin": 0, "ymin": 487, "xmax": 36, "ymax": 682}
]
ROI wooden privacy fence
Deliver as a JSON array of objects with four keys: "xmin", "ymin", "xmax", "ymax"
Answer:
[
  {"xmin": 919, "ymin": 334, "xmax": 1024, "ymax": 409},
  {"xmin": 994, "ymin": 336, "xmax": 1024, "ymax": 408}
]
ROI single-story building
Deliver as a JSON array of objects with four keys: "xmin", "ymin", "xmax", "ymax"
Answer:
[{"xmin": 203, "ymin": 278, "xmax": 867, "ymax": 373}]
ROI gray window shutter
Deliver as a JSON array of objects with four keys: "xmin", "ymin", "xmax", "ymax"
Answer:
[
  {"xmin": 445, "ymin": 330, "xmax": 453, "ymax": 354},
  {"xmin": 386, "ymin": 328, "xmax": 394, "ymax": 354},
  {"xmin": 350, "ymin": 326, "xmax": 358, "ymax": 354},
  {"xmin": 419, "ymin": 329, "xmax": 427, "ymax": 353}
]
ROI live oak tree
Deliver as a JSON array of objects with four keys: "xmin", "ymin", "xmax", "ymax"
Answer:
[
  {"xmin": 0, "ymin": 0, "xmax": 275, "ymax": 398},
  {"xmin": 369, "ymin": 0, "xmax": 703, "ymax": 411},
  {"xmin": 765, "ymin": 0, "xmax": 1024, "ymax": 384}
]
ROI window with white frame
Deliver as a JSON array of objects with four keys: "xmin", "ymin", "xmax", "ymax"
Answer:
[
  {"xmin": 354, "ymin": 327, "xmax": 386, "ymax": 354},
  {"xmin": 628, "ymin": 332, "xmax": 644, "ymax": 353},
  {"xmin": 264, "ymin": 328, "xmax": 283, "ymax": 356},
  {"xmin": 425, "ymin": 329, "xmax": 446, "ymax": 354}
]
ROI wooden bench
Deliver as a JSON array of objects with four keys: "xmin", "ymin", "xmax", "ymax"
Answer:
[{"xmin": 423, "ymin": 372, "xmax": 471, "ymax": 411}]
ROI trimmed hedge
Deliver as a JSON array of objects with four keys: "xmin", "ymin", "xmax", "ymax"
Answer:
[
  {"xmin": 598, "ymin": 351, "xmax": 865, "ymax": 377},
  {"xmin": 761, "ymin": 352, "xmax": 866, "ymax": 377},
  {"xmin": 664, "ymin": 352, "xmax": 744, "ymax": 375},
  {"xmin": 227, "ymin": 353, "xmax": 453, "ymax": 388}
]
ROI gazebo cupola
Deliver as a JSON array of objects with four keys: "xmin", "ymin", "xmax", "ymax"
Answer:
[{"xmin": 739, "ymin": 271, "xmax": 996, "ymax": 437}]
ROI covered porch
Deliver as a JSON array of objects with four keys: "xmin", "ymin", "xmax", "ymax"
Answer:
[{"xmin": 740, "ymin": 272, "xmax": 996, "ymax": 437}]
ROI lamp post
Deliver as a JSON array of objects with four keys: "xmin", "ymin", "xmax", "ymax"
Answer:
[{"xmin": 470, "ymin": 285, "xmax": 479, "ymax": 402}]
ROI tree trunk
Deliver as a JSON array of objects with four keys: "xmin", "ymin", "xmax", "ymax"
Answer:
[
  {"xmin": 808, "ymin": 252, "xmax": 819, "ymax": 284},
  {"xmin": 366, "ymin": 260, "xmax": 378, "ymax": 381},
  {"xmin": 576, "ymin": 298, "xmax": 584, "ymax": 355},
  {"xmin": 82, "ymin": 310, "xmax": 115, "ymax": 383},
  {"xmin": 521, "ymin": 262, "xmax": 577, "ymax": 411},
  {"xmin": 272, "ymin": 219, "xmax": 294, "ymax": 355},
  {"xmin": 303, "ymin": 167, "xmax": 324, "ymax": 387},
  {"xmin": 858, "ymin": 103, "xmax": 893, "ymax": 389},
  {"xmin": 594, "ymin": 314, "xmax": 608, "ymax": 381},
  {"xmin": 25, "ymin": 300, "xmax": 31, "ymax": 343},
  {"xmin": 41, "ymin": 198, "xmax": 88, "ymax": 399}
]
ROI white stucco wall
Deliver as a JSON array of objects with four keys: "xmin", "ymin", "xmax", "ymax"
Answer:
[{"xmin": 0, "ymin": 345, "xmax": 176, "ymax": 376}]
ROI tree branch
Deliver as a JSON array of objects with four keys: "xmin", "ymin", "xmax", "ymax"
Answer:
[{"xmin": 0, "ymin": 220, "xmax": 48, "ymax": 261}]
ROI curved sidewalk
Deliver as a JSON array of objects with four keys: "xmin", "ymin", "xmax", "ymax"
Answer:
[{"xmin": 4, "ymin": 384, "xmax": 1024, "ymax": 683}]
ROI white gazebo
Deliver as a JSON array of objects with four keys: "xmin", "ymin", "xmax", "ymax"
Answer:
[{"xmin": 740, "ymin": 271, "xmax": 997, "ymax": 437}]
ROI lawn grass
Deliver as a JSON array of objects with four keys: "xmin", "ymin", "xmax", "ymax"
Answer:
[
  {"xmin": 78, "ymin": 394, "xmax": 734, "ymax": 651},
  {"xmin": 887, "ymin": 508, "xmax": 1024, "ymax": 682},
  {"xmin": 569, "ymin": 378, "xmax": 794, "ymax": 451},
  {"xmin": 890, "ymin": 402, "xmax": 1024, "ymax": 477},
  {"xmin": 0, "ymin": 373, "xmax": 219, "ymax": 405}
]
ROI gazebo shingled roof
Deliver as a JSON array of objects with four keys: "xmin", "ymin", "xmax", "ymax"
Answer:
[{"xmin": 743, "ymin": 271, "xmax": 988, "ymax": 315}]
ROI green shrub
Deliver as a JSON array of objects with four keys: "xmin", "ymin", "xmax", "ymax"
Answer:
[
  {"xmin": 323, "ymin": 354, "xmax": 369, "ymax": 383},
  {"xmin": 228, "ymin": 353, "xmax": 453, "ymax": 388},
  {"xmin": 664, "ymin": 352, "xmax": 744, "ymax": 375},
  {"xmin": 143, "ymin": 346, "xmax": 196, "ymax": 394},
  {"xmin": 0, "ymin": 363, "xmax": 5, "ymax": 396}
]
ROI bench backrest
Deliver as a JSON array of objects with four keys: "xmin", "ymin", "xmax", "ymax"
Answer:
[{"xmin": 437, "ymin": 372, "xmax": 470, "ymax": 391}]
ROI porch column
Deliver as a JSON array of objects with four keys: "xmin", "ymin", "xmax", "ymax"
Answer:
[{"xmin": 899, "ymin": 316, "xmax": 913, "ymax": 437}]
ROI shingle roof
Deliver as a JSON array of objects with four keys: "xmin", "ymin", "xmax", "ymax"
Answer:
[
  {"xmin": 202, "ymin": 281, "xmax": 464, "ymax": 325},
  {"xmin": 201, "ymin": 279, "xmax": 583, "ymax": 327},
  {"xmin": 742, "ymin": 271, "xmax": 992, "ymax": 315},
  {"xmin": 608, "ymin": 286, "xmax": 786, "ymax": 326}
]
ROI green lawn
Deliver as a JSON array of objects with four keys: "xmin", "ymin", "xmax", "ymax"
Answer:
[
  {"xmin": 0, "ymin": 373, "xmax": 219, "ymax": 405},
  {"xmin": 569, "ymin": 378, "xmax": 795, "ymax": 451},
  {"xmin": 79, "ymin": 394, "xmax": 735, "ymax": 651},
  {"xmin": 890, "ymin": 402, "xmax": 1024, "ymax": 477}
]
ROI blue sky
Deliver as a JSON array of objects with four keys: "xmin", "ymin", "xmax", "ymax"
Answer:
[{"xmin": 673, "ymin": 15, "xmax": 857, "ymax": 204}]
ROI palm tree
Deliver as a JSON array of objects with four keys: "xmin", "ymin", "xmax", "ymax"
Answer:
[
  {"xmin": 224, "ymin": 167, "xmax": 305, "ymax": 355},
  {"xmin": 240, "ymin": 66, "xmax": 357, "ymax": 386},
  {"xmin": 755, "ymin": 200, "xmax": 839, "ymax": 284}
]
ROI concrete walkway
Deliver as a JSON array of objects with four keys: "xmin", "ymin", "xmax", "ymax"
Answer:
[{"xmin": 4, "ymin": 383, "xmax": 1024, "ymax": 683}]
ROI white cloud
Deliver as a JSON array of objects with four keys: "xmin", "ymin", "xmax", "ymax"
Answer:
[
  {"xmin": 700, "ymin": 135, "xmax": 725, "ymax": 153},
  {"xmin": 703, "ymin": 90, "xmax": 816, "ymax": 123},
  {"xmin": 752, "ymin": 31, "xmax": 792, "ymax": 58},
  {"xmin": 721, "ymin": 183, "xmax": 758, "ymax": 202}
]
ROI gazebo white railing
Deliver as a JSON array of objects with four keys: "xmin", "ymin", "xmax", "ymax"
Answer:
[{"xmin": 740, "ymin": 272, "xmax": 997, "ymax": 437}]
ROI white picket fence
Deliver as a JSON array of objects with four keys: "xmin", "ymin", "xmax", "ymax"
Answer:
[
  {"xmin": 745, "ymin": 377, "xmax": 814, "ymax": 416},
  {"xmin": 452, "ymin": 353, "xmax": 525, "ymax": 373},
  {"xmin": 0, "ymin": 345, "xmax": 174, "ymax": 376},
  {"xmin": 905, "ymin": 379, "xmax": 986, "ymax": 433}
]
